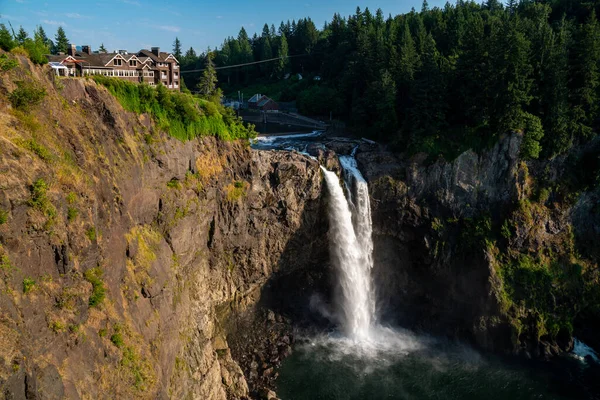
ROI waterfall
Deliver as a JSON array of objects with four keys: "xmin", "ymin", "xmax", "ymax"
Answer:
[{"xmin": 321, "ymin": 152, "xmax": 376, "ymax": 341}]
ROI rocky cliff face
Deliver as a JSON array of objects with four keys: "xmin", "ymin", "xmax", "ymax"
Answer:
[
  {"xmin": 0, "ymin": 56, "xmax": 325, "ymax": 399},
  {"xmin": 355, "ymin": 133, "xmax": 600, "ymax": 358}
]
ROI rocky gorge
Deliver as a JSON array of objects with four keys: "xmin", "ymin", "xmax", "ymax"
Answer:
[{"xmin": 1, "ymin": 53, "xmax": 600, "ymax": 400}]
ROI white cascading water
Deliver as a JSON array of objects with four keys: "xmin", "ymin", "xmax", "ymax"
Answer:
[{"xmin": 321, "ymin": 150, "xmax": 376, "ymax": 341}]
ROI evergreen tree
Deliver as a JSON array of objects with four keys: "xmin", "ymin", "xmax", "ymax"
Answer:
[
  {"xmin": 34, "ymin": 26, "xmax": 52, "ymax": 49},
  {"xmin": 406, "ymin": 33, "xmax": 447, "ymax": 147},
  {"xmin": 98, "ymin": 43, "xmax": 107, "ymax": 53},
  {"xmin": 16, "ymin": 26, "xmax": 28, "ymax": 44},
  {"xmin": 173, "ymin": 37, "xmax": 182, "ymax": 58},
  {"xmin": 0, "ymin": 24, "xmax": 16, "ymax": 51},
  {"xmin": 569, "ymin": 11, "xmax": 600, "ymax": 140},
  {"xmin": 489, "ymin": 16, "xmax": 533, "ymax": 134},
  {"xmin": 197, "ymin": 52, "xmax": 218, "ymax": 98},
  {"xmin": 53, "ymin": 27, "xmax": 69, "ymax": 54},
  {"xmin": 184, "ymin": 46, "xmax": 197, "ymax": 60},
  {"xmin": 275, "ymin": 33, "xmax": 289, "ymax": 77}
]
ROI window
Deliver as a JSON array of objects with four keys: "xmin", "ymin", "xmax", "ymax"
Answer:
[
  {"xmin": 129, "ymin": 60, "xmax": 137, "ymax": 67},
  {"xmin": 114, "ymin": 58, "xmax": 122, "ymax": 66},
  {"xmin": 174, "ymin": 81, "xmax": 178, "ymax": 87},
  {"xmin": 174, "ymin": 72, "xmax": 178, "ymax": 77}
]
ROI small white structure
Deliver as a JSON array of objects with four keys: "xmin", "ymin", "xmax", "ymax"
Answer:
[{"xmin": 49, "ymin": 62, "xmax": 68, "ymax": 76}]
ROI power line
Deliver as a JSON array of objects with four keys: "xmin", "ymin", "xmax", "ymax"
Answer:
[{"xmin": 180, "ymin": 53, "xmax": 321, "ymax": 74}]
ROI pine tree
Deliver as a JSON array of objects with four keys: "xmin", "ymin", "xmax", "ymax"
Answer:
[
  {"xmin": 260, "ymin": 36, "xmax": 272, "ymax": 75},
  {"xmin": 406, "ymin": 33, "xmax": 447, "ymax": 148},
  {"xmin": 173, "ymin": 37, "xmax": 182, "ymax": 58},
  {"xmin": 569, "ymin": 11, "xmax": 600, "ymax": 140},
  {"xmin": 16, "ymin": 26, "xmax": 28, "ymax": 44},
  {"xmin": 0, "ymin": 24, "xmax": 16, "ymax": 51},
  {"xmin": 98, "ymin": 43, "xmax": 107, "ymax": 53},
  {"xmin": 184, "ymin": 46, "xmax": 197, "ymax": 60},
  {"xmin": 34, "ymin": 26, "xmax": 52, "ymax": 49},
  {"xmin": 275, "ymin": 33, "xmax": 289, "ymax": 77},
  {"xmin": 53, "ymin": 27, "xmax": 69, "ymax": 54},
  {"xmin": 197, "ymin": 52, "xmax": 218, "ymax": 98},
  {"xmin": 489, "ymin": 16, "xmax": 533, "ymax": 134}
]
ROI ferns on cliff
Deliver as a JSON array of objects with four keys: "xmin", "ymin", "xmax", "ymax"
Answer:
[{"xmin": 91, "ymin": 75, "xmax": 255, "ymax": 141}]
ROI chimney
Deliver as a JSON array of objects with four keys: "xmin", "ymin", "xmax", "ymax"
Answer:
[
  {"xmin": 151, "ymin": 47, "xmax": 160, "ymax": 56},
  {"xmin": 81, "ymin": 45, "xmax": 91, "ymax": 55},
  {"xmin": 67, "ymin": 44, "xmax": 76, "ymax": 56}
]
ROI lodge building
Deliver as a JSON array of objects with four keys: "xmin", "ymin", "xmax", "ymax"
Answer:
[{"xmin": 48, "ymin": 45, "xmax": 180, "ymax": 90}]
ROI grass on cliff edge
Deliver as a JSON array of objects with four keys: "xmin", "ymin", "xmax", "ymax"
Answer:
[{"xmin": 91, "ymin": 75, "xmax": 256, "ymax": 141}]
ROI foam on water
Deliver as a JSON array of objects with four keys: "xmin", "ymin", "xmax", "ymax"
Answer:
[
  {"xmin": 572, "ymin": 338, "xmax": 600, "ymax": 363},
  {"xmin": 253, "ymin": 130, "xmax": 323, "ymax": 145}
]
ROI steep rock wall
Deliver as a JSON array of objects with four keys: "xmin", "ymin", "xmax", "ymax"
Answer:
[
  {"xmin": 357, "ymin": 133, "xmax": 600, "ymax": 357},
  {"xmin": 0, "ymin": 56, "xmax": 324, "ymax": 399}
]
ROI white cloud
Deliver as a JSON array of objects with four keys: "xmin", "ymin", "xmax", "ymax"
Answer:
[
  {"xmin": 65, "ymin": 12, "xmax": 89, "ymax": 19},
  {"xmin": 42, "ymin": 19, "xmax": 66, "ymax": 26},
  {"xmin": 0, "ymin": 14, "xmax": 24, "ymax": 21},
  {"xmin": 216, "ymin": 15, "xmax": 223, "ymax": 19},
  {"xmin": 121, "ymin": 0, "xmax": 141, "ymax": 5},
  {"xmin": 158, "ymin": 25, "xmax": 180, "ymax": 33},
  {"xmin": 15, "ymin": 0, "xmax": 28, "ymax": 3}
]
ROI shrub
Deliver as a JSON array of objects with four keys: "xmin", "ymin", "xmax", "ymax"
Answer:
[
  {"xmin": 537, "ymin": 187, "xmax": 551, "ymax": 204},
  {"xmin": 9, "ymin": 80, "xmax": 46, "ymax": 111},
  {"xmin": 86, "ymin": 227, "xmax": 97, "ymax": 241},
  {"xmin": 0, "ymin": 54, "xmax": 18, "ymax": 71},
  {"xmin": 26, "ymin": 139, "xmax": 52, "ymax": 162},
  {"xmin": 0, "ymin": 208, "xmax": 7, "ymax": 225},
  {"xmin": 29, "ymin": 179, "xmax": 56, "ymax": 229},
  {"xmin": 22, "ymin": 277, "xmax": 36, "ymax": 293},
  {"xmin": 66, "ymin": 192, "xmax": 77, "ymax": 204},
  {"xmin": 225, "ymin": 180, "xmax": 248, "ymax": 203},
  {"xmin": 0, "ymin": 254, "xmax": 13, "ymax": 271},
  {"xmin": 92, "ymin": 75, "xmax": 256, "ymax": 141},
  {"xmin": 111, "ymin": 332, "xmax": 124, "ymax": 348},
  {"xmin": 22, "ymin": 38, "xmax": 49, "ymax": 65},
  {"xmin": 11, "ymin": 110, "xmax": 41, "ymax": 132},
  {"xmin": 67, "ymin": 207, "xmax": 78, "ymax": 222},
  {"xmin": 49, "ymin": 320, "xmax": 66, "ymax": 333},
  {"xmin": 10, "ymin": 47, "xmax": 28, "ymax": 57},
  {"xmin": 521, "ymin": 112, "xmax": 544, "ymax": 160},
  {"xmin": 166, "ymin": 178, "xmax": 180, "ymax": 189},
  {"xmin": 84, "ymin": 267, "xmax": 106, "ymax": 307}
]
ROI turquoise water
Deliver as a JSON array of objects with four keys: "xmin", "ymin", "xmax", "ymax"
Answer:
[{"xmin": 276, "ymin": 330, "xmax": 594, "ymax": 400}]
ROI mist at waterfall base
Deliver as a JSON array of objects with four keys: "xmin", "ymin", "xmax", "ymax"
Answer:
[{"xmin": 250, "ymin": 134, "xmax": 600, "ymax": 400}]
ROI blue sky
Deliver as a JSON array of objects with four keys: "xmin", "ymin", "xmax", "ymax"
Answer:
[{"xmin": 1, "ymin": 0, "xmax": 449, "ymax": 54}]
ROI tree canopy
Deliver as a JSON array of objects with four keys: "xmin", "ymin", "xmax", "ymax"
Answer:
[{"xmin": 175, "ymin": 0, "xmax": 600, "ymax": 160}]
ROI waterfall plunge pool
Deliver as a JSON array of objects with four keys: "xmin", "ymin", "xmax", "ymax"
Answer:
[{"xmin": 276, "ymin": 330, "xmax": 600, "ymax": 400}]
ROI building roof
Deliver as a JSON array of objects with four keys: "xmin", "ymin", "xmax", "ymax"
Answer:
[
  {"xmin": 49, "ymin": 62, "xmax": 68, "ymax": 69},
  {"xmin": 47, "ymin": 49, "xmax": 178, "ymax": 67},
  {"xmin": 248, "ymin": 94, "xmax": 262, "ymax": 103},
  {"xmin": 257, "ymin": 97, "xmax": 276, "ymax": 107},
  {"xmin": 137, "ymin": 49, "xmax": 177, "ymax": 63}
]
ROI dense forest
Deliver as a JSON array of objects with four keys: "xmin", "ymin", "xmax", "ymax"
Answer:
[{"xmin": 177, "ymin": 0, "xmax": 600, "ymax": 159}]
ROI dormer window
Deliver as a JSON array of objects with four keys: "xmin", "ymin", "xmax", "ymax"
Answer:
[
  {"xmin": 114, "ymin": 58, "xmax": 122, "ymax": 66},
  {"xmin": 129, "ymin": 60, "xmax": 137, "ymax": 67}
]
